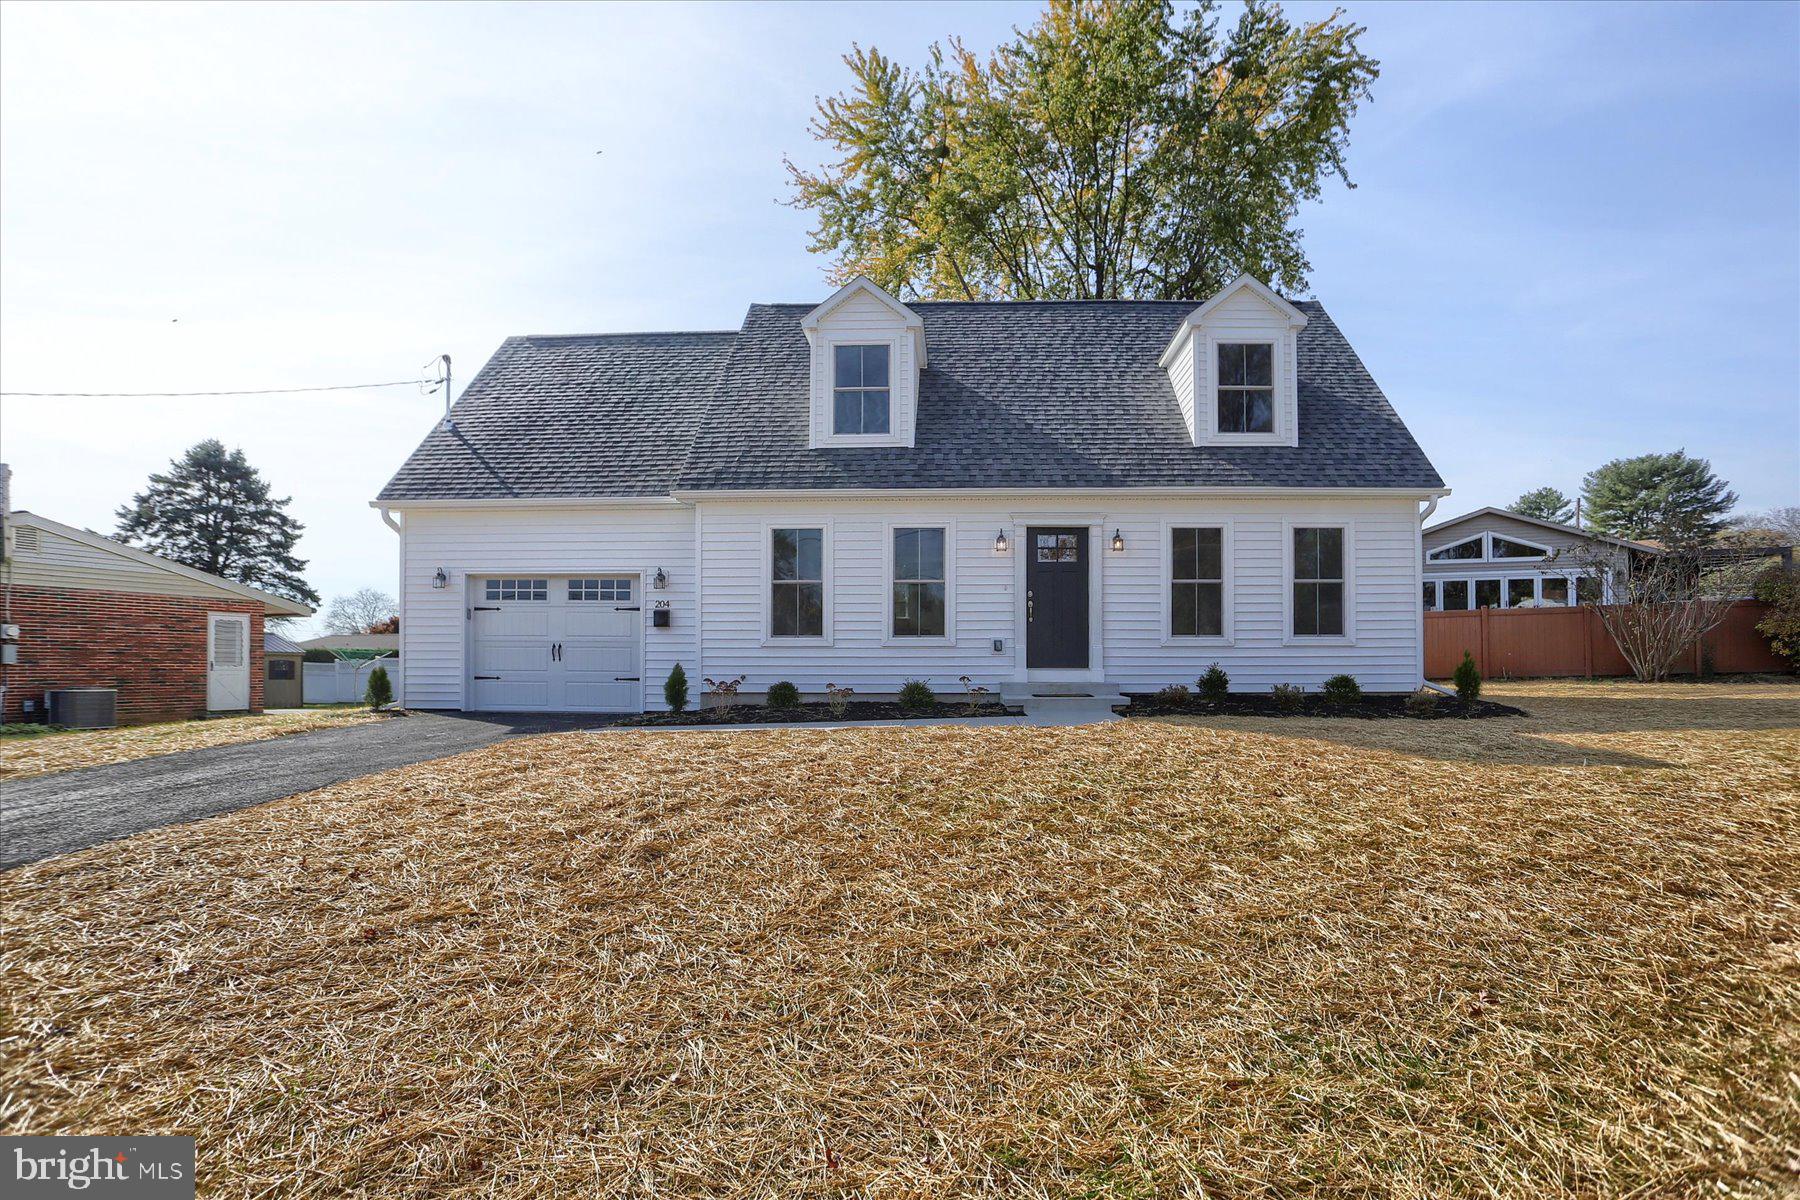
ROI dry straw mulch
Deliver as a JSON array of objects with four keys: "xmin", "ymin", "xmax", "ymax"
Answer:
[
  {"xmin": 2, "ymin": 679, "xmax": 1796, "ymax": 1197},
  {"xmin": 0, "ymin": 708, "xmax": 389, "ymax": 780}
]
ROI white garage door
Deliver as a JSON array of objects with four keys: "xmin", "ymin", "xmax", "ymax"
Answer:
[{"xmin": 469, "ymin": 575, "xmax": 642, "ymax": 712}]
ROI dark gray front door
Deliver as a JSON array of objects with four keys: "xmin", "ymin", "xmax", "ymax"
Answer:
[{"xmin": 1026, "ymin": 527, "xmax": 1089, "ymax": 668}]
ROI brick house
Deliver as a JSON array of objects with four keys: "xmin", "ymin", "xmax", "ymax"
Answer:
[{"xmin": 1, "ymin": 509, "xmax": 312, "ymax": 726}]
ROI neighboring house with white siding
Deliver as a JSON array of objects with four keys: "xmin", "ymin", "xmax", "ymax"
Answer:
[
  {"xmin": 1420, "ymin": 507, "xmax": 1658, "ymax": 611},
  {"xmin": 373, "ymin": 275, "xmax": 1449, "ymax": 713}
]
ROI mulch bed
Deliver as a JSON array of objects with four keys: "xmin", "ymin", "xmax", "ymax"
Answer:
[
  {"xmin": 1119, "ymin": 692, "xmax": 1526, "ymax": 720},
  {"xmin": 612, "ymin": 700, "xmax": 1021, "ymax": 726}
]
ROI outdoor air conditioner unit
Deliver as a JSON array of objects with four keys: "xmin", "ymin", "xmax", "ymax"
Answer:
[{"xmin": 47, "ymin": 688, "xmax": 118, "ymax": 729}]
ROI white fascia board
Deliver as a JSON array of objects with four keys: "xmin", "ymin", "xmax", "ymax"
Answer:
[
  {"xmin": 672, "ymin": 486, "xmax": 1451, "ymax": 503},
  {"xmin": 369, "ymin": 496, "xmax": 689, "ymax": 510}
]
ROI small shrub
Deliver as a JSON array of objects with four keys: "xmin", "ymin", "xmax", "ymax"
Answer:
[
  {"xmin": 898, "ymin": 678, "xmax": 936, "ymax": 714},
  {"xmin": 765, "ymin": 680, "xmax": 801, "ymax": 710},
  {"xmin": 703, "ymin": 674, "xmax": 746, "ymax": 715},
  {"xmin": 825, "ymin": 682, "xmax": 854, "ymax": 718},
  {"xmin": 1155, "ymin": 683, "xmax": 1192, "ymax": 706},
  {"xmin": 1404, "ymin": 687, "xmax": 1440, "ymax": 717},
  {"xmin": 1453, "ymin": 651, "xmax": 1482, "ymax": 702},
  {"xmin": 364, "ymin": 665, "xmax": 393, "ymax": 709},
  {"xmin": 663, "ymin": 663, "xmax": 689, "ymax": 713},
  {"xmin": 1754, "ymin": 565, "xmax": 1800, "ymax": 666},
  {"xmin": 1320, "ymin": 674, "xmax": 1362, "ymax": 705},
  {"xmin": 1197, "ymin": 663, "xmax": 1230, "ymax": 703},
  {"xmin": 958, "ymin": 675, "xmax": 991, "ymax": 714},
  {"xmin": 1271, "ymin": 683, "xmax": 1305, "ymax": 713}
]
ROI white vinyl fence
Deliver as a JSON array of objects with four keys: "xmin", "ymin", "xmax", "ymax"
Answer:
[{"xmin": 303, "ymin": 658, "xmax": 402, "ymax": 705}]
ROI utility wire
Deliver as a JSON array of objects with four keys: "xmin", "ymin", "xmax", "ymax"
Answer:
[{"xmin": 0, "ymin": 378, "xmax": 439, "ymax": 398}]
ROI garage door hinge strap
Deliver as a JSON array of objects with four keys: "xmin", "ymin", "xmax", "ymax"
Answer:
[
  {"xmin": 474, "ymin": 675, "xmax": 500, "ymax": 680},
  {"xmin": 615, "ymin": 606, "xmax": 641, "ymax": 611},
  {"xmin": 615, "ymin": 676, "xmax": 640, "ymax": 682}
]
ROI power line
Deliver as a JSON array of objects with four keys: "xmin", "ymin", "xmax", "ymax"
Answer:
[{"xmin": 0, "ymin": 378, "xmax": 439, "ymax": 398}]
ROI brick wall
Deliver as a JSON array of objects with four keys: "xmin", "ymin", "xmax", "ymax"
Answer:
[{"xmin": 1, "ymin": 585, "xmax": 265, "ymax": 725}]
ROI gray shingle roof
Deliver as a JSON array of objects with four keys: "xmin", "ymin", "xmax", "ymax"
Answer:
[{"xmin": 377, "ymin": 300, "xmax": 1442, "ymax": 501}]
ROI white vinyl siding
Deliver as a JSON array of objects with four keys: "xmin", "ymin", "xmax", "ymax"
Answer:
[{"xmin": 395, "ymin": 493, "xmax": 1429, "ymax": 707}]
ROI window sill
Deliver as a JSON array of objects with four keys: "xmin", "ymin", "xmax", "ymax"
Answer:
[
  {"xmin": 880, "ymin": 634, "xmax": 956, "ymax": 648},
  {"xmin": 811, "ymin": 433, "xmax": 911, "ymax": 450},
  {"xmin": 1282, "ymin": 633, "xmax": 1357, "ymax": 647},
  {"xmin": 760, "ymin": 635, "xmax": 835, "ymax": 648},
  {"xmin": 1159, "ymin": 634, "xmax": 1234, "ymax": 647}
]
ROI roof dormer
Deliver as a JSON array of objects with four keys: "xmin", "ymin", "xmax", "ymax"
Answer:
[
  {"xmin": 801, "ymin": 277, "xmax": 925, "ymax": 449},
  {"xmin": 1159, "ymin": 274, "xmax": 1308, "ymax": 448}
]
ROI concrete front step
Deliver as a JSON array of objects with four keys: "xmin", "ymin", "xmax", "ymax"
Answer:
[{"xmin": 999, "ymin": 681, "xmax": 1128, "ymax": 705}]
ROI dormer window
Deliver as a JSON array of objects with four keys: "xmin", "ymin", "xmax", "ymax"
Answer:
[
  {"xmin": 1216, "ymin": 343, "xmax": 1274, "ymax": 433},
  {"xmin": 832, "ymin": 344, "xmax": 891, "ymax": 435}
]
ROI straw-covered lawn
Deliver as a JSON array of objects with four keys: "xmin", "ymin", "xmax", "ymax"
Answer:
[
  {"xmin": 0, "ymin": 707, "xmax": 389, "ymax": 780},
  {"xmin": 2, "ymin": 679, "xmax": 1795, "ymax": 1197}
]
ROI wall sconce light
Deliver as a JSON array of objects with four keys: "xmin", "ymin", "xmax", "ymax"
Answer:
[
  {"xmin": 652, "ymin": 567, "xmax": 669, "ymax": 590},
  {"xmin": 1111, "ymin": 529, "xmax": 1125, "ymax": 552},
  {"xmin": 994, "ymin": 529, "xmax": 1009, "ymax": 554},
  {"xmin": 432, "ymin": 567, "xmax": 449, "ymax": 589}
]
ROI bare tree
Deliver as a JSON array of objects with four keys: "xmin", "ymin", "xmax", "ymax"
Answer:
[
  {"xmin": 1563, "ymin": 547, "xmax": 1751, "ymax": 681},
  {"xmin": 322, "ymin": 588, "xmax": 398, "ymax": 635}
]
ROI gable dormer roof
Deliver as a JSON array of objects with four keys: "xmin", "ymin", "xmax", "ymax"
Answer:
[
  {"xmin": 1157, "ymin": 273, "xmax": 1308, "ymax": 371},
  {"xmin": 800, "ymin": 276, "xmax": 927, "ymax": 367}
]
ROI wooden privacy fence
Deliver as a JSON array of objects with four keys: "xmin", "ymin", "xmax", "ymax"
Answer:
[{"xmin": 1425, "ymin": 600, "xmax": 1786, "ymax": 680}]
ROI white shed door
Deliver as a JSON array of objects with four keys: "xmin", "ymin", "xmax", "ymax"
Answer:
[
  {"xmin": 207, "ymin": 612, "xmax": 251, "ymax": 711},
  {"xmin": 469, "ymin": 576, "xmax": 641, "ymax": 712}
]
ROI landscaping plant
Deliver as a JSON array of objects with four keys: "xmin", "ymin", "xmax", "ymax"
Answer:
[
  {"xmin": 824, "ymin": 682, "xmax": 854, "ymax": 719},
  {"xmin": 1752, "ymin": 565, "xmax": 1799, "ymax": 666},
  {"xmin": 364, "ymin": 665, "xmax": 393, "ymax": 710},
  {"xmin": 1155, "ymin": 684, "xmax": 1192, "ymax": 705},
  {"xmin": 898, "ymin": 679, "xmax": 935, "ymax": 714},
  {"xmin": 1321, "ymin": 673, "xmax": 1362, "ymax": 705},
  {"xmin": 1271, "ymin": 683, "xmax": 1304, "ymax": 713},
  {"xmin": 1403, "ymin": 687, "xmax": 1441, "ymax": 717},
  {"xmin": 957, "ymin": 676, "xmax": 990, "ymax": 715},
  {"xmin": 765, "ymin": 681, "xmax": 801, "ymax": 710},
  {"xmin": 703, "ymin": 674, "xmax": 746, "ymax": 716},
  {"xmin": 1453, "ymin": 652, "xmax": 1482, "ymax": 702},
  {"xmin": 1197, "ymin": 663, "xmax": 1229, "ymax": 703},
  {"xmin": 663, "ymin": 663, "xmax": 689, "ymax": 713}
]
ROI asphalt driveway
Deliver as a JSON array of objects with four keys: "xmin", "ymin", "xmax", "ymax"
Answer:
[{"xmin": 1, "ymin": 712, "xmax": 626, "ymax": 869}]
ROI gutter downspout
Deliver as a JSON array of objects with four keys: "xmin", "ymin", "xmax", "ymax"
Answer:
[
  {"xmin": 377, "ymin": 507, "xmax": 405, "ymax": 709},
  {"xmin": 1418, "ymin": 494, "xmax": 1443, "ymax": 692}
]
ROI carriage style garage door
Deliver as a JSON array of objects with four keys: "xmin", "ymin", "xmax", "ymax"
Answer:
[{"xmin": 468, "ymin": 575, "xmax": 642, "ymax": 712}]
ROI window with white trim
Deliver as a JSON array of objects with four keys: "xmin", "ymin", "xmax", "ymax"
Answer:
[
  {"xmin": 1492, "ymin": 536, "xmax": 1549, "ymax": 560},
  {"xmin": 770, "ymin": 528, "xmax": 824, "ymax": 638},
  {"xmin": 832, "ymin": 344, "xmax": 890, "ymax": 435},
  {"xmin": 485, "ymin": 578, "xmax": 547, "ymax": 601},
  {"xmin": 1441, "ymin": 580, "xmax": 1470, "ymax": 610},
  {"xmin": 1506, "ymin": 578, "xmax": 1537, "ymax": 607},
  {"xmin": 1428, "ymin": 536, "xmax": 1482, "ymax": 561},
  {"xmin": 1540, "ymin": 577, "xmax": 1571, "ymax": 606},
  {"xmin": 1292, "ymin": 527, "xmax": 1345, "ymax": 637},
  {"xmin": 1422, "ymin": 581, "xmax": 1439, "ymax": 611},
  {"xmin": 1216, "ymin": 343, "xmax": 1274, "ymax": 433},
  {"xmin": 568, "ymin": 578, "xmax": 631, "ymax": 602},
  {"xmin": 891, "ymin": 527, "xmax": 946, "ymax": 638},
  {"xmin": 1170, "ymin": 527, "xmax": 1225, "ymax": 636},
  {"xmin": 1474, "ymin": 579, "xmax": 1502, "ymax": 609}
]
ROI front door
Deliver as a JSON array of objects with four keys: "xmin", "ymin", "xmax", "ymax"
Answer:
[
  {"xmin": 207, "ymin": 611, "xmax": 251, "ymax": 710},
  {"xmin": 1026, "ymin": 527, "xmax": 1089, "ymax": 669}
]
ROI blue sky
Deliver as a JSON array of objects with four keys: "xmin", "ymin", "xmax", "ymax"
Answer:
[{"xmin": 2, "ymin": 1, "xmax": 1795, "ymax": 633}]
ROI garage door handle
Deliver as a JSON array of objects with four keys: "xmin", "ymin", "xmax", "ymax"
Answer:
[{"xmin": 473, "ymin": 606, "xmax": 500, "ymax": 612}]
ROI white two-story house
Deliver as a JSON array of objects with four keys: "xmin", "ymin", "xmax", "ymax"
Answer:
[{"xmin": 374, "ymin": 274, "xmax": 1448, "ymax": 712}]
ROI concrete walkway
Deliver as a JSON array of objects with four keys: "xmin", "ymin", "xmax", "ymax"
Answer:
[{"xmin": 3, "ymin": 702, "xmax": 1123, "ymax": 868}]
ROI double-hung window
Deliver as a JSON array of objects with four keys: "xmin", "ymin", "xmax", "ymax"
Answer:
[
  {"xmin": 1170, "ymin": 527, "xmax": 1225, "ymax": 637},
  {"xmin": 1292, "ymin": 527, "xmax": 1345, "ymax": 637},
  {"xmin": 832, "ymin": 344, "xmax": 890, "ymax": 435},
  {"xmin": 1216, "ymin": 342, "xmax": 1274, "ymax": 433},
  {"xmin": 891, "ymin": 527, "xmax": 946, "ymax": 638},
  {"xmin": 770, "ymin": 527, "xmax": 825, "ymax": 638}
]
